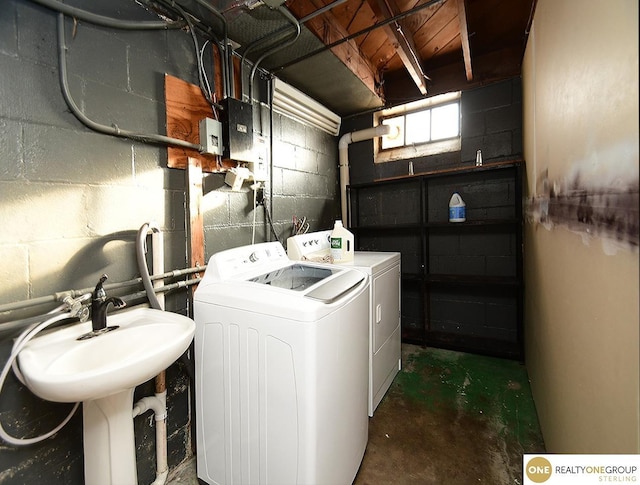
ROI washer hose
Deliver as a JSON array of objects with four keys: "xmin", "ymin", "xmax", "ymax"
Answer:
[{"xmin": 136, "ymin": 223, "xmax": 163, "ymax": 310}]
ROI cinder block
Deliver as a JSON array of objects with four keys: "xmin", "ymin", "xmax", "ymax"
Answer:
[
  {"xmin": 15, "ymin": 0, "xmax": 56, "ymax": 67},
  {"xmin": 0, "ymin": 180, "xmax": 87, "ymax": 242},
  {"xmin": 461, "ymin": 110, "xmax": 485, "ymax": 138},
  {"xmin": 66, "ymin": 26, "xmax": 128, "ymax": 89},
  {"xmin": 84, "ymin": 79, "xmax": 161, "ymax": 134},
  {"xmin": 272, "ymin": 141, "xmax": 296, "ymax": 169},
  {"xmin": 0, "ymin": 55, "xmax": 72, "ymax": 128},
  {"xmin": 1, "ymin": 0, "xmax": 17, "ymax": 57},
  {"xmin": 280, "ymin": 114, "xmax": 306, "ymax": 146},
  {"xmin": 486, "ymin": 105, "xmax": 519, "ymax": 134},
  {"xmin": 23, "ymin": 123, "xmax": 132, "ymax": 184},
  {"xmin": 0, "ymin": 245, "xmax": 29, "ymax": 305},
  {"xmin": 0, "ymin": 119, "xmax": 21, "ymax": 181},
  {"xmin": 128, "ymin": 43, "xmax": 168, "ymax": 100},
  {"xmin": 486, "ymin": 256, "xmax": 516, "ymax": 277},
  {"xmin": 463, "ymin": 79, "xmax": 513, "ymax": 113},
  {"xmin": 482, "ymin": 131, "xmax": 513, "ymax": 160}
]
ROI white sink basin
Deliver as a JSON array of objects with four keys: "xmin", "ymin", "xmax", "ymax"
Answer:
[{"xmin": 18, "ymin": 307, "xmax": 195, "ymax": 402}]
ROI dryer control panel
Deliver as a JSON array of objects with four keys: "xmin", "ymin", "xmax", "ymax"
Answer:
[{"xmin": 287, "ymin": 230, "xmax": 332, "ymax": 260}]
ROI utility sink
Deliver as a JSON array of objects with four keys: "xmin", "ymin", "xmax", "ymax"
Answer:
[
  {"xmin": 17, "ymin": 307, "xmax": 195, "ymax": 485},
  {"xmin": 18, "ymin": 307, "xmax": 195, "ymax": 403}
]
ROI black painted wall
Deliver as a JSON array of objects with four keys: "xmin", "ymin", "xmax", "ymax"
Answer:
[{"xmin": 343, "ymin": 77, "xmax": 523, "ymax": 184}]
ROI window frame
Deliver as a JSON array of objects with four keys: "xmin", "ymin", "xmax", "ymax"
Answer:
[{"xmin": 374, "ymin": 91, "xmax": 462, "ymax": 164}]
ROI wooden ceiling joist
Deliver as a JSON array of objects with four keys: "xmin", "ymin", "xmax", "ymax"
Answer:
[
  {"xmin": 367, "ymin": 0, "xmax": 429, "ymax": 95},
  {"xmin": 456, "ymin": 0, "xmax": 473, "ymax": 81}
]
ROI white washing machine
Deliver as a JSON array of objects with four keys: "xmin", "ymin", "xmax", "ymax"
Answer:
[
  {"xmin": 287, "ymin": 231, "xmax": 401, "ymax": 416},
  {"xmin": 193, "ymin": 241, "xmax": 370, "ymax": 485}
]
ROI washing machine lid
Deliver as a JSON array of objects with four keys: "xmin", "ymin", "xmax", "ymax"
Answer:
[{"xmin": 249, "ymin": 263, "xmax": 365, "ymax": 303}]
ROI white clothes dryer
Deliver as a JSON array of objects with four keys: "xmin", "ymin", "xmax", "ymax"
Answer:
[
  {"xmin": 193, "ymin": 241, "xmax": 369, "ymax": 485},
  {"xmin": 287, "ymin": 230, "xmax": 401, "ymax": 416}
]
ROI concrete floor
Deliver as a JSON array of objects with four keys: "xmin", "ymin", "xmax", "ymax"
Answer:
[{"xmin": 167, "ymin": 344, "xmax": 545, "ymax": 485}]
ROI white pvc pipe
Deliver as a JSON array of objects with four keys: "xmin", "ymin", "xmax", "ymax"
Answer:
[
  {"xmin": 132, "ymin": 392, "xmax": 169, "ymax": 485},
  {"xmin": 338, "ymin": 125, "xmax": 393, "ymax": 225}
]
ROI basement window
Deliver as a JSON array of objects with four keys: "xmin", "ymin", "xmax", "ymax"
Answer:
[{"xmin": 374, "ymin": 91, "xmax": 461, "ymax": 163}]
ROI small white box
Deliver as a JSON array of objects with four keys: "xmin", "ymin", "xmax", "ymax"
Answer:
[{"xmin": 224, "ymin": 167, "xmax": 251, "ymax": 191}]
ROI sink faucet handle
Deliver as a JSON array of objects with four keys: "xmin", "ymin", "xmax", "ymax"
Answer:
[
  {"xmin": 108, "ymin": 297, "xmax": 127, "ymax": 310},
  {"xmin": 93, "ymin": 274, "xmax": 108, "ymax": 301}
]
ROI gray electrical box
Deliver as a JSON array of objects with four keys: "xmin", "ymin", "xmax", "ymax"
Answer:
[
  {"xmin": 222, "ymin": 98, "xmax": 254, "ymax": 163},
  {"xmin": 199, "ymin": 117, "xmax": 222, "ymax": 156}
]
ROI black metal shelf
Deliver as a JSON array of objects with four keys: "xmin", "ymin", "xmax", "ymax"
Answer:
[
  {"xmin": 352, "ymin": 223, "xmax": 422, "ymax": 231},
  {"xmin": 426, "ymin": 274, "xmax": 520, "ymax": 286},
  {"xmin": 348, "ymin": 160, "xmax": 525, "ymax": 360},
  {"xmin": 426, "ymin": 219, "xmax": 519, "ymax": 228}
]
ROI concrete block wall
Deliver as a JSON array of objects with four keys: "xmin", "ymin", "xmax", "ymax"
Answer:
[
  {"xmin": 461, "ymin": 77, "xmax": 523, "ymax": 164},
  {"xmin": 0, "ymin": 0, "xmax": 339, "ymax": 482},
  {"xmin": 345, "ymin": 77, "xmax": 523, "ymax": 184}
]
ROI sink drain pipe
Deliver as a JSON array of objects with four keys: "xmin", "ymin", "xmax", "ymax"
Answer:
[
  {"xmin": 135, "ymin": 222, "xmax": 169, "ymax": 485},
  {"xmin": 338, "ymin": 124, "xmax": 393, "ymax": 225}
]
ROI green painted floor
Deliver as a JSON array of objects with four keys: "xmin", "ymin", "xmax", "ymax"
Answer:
[
  {"xmin": 353, "ymin": 344, "xmax": 546, "ymax": 484},
  {"xmin": 169, "ymin": 344, "xmax": 545, "ymax": 485}
]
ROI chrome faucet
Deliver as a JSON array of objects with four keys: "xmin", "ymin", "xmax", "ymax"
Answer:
[{"xmin": 91, "ymin": 274, "xmax": 126, "ymax": 332}]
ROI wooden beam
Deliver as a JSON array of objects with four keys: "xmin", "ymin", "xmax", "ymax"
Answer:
[
  {"xmin": 456, "ymin": 0, "xmax": 473, "ymax": 81},
  {"xmin": 287, "ymin": 0, "xmax": 382, "ymax": 99},
  {"xmin": 186, "ymin": 157, "xmax": 205, "ymax": 292},
  {"xmin": 367, "ymin": 0, "xmax": 429, "ymax": 95}
]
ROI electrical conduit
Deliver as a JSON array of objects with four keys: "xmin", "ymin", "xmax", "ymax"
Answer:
[
  {"xmin": 247, "ymin": 6, "xmax": 301, "ymax": 102},
  {"xmin": 56, "ymin": 14, "xmax": 204, "ymax": 153},
  {"xmin": 338, "ymin": 125, "xmax": 393, "ymax": 225}
]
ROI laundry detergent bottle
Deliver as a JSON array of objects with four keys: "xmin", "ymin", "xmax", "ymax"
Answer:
[
  {"xmin": 448, "ymin": 192, "xmax": 466, "ymax": 222},
  {"xmin": 330, "ymin": 220, "xmax": 354, "ymax": 263}
]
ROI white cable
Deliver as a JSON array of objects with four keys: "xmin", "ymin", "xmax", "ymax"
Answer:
[
  {"xmin": 199, "ymin": 40, "xmax": 215, "ymax": 118},
  {"xmin": 252, "ymin": 184, "xmax": 258, "ymax": 245},
  {"xmin": 0, "ymin": 312, "xmax": 80, "ymax": 446}
]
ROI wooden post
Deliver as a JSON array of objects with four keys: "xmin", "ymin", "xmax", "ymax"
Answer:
[{"xmin": 186, "ymin": 157, "xmax": 205, "ymax": 294}]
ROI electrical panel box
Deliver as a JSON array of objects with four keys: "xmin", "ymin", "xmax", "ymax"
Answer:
[{"xmin": 221, "ymin": 98, "xmax": 254, "ymax": 163}]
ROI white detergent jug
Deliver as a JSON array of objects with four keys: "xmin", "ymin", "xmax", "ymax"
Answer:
[
  {"xmin": 330, "ymin": 220, "xmax": 354, "ymax": 262},
  {"xmin": 448, "ymin": 193, "xmax": 466, "ymax": 222}
]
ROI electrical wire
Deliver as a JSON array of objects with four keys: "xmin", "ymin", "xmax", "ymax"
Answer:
[
  {"xmin": 199, "ymin": 40, "xmax": 217, "ymax": 119},
  {"xmin": 248, "ymin": 6, "xmax": 301, "ymax": 102},
  {"xmin": 173, "ymin": 4, "xmax": 221, "ymax": 115},
  {"xmin": 252, "ymin": 184, "xmax": 258, "ymax": 245},
  {"xmin": 262, "ymin": 194, "xmax": 281, "ymax": 245},
  {"xmin": 292, "ymin": 215, "xmax": 309, "ymax": 235}
]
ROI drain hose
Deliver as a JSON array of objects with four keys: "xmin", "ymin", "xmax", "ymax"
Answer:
[
  {"xmin": 0, "ymin": 312, "xmax": 80, "ymax": 446},
  {"xmin": 136, "ymin": 223, "xmax": 163, "ymax": 311}
]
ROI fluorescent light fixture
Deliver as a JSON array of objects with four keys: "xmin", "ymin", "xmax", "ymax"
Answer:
[{"xmin": 272, "ymin": 78, "xmax": 341, "ymax": 136}]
